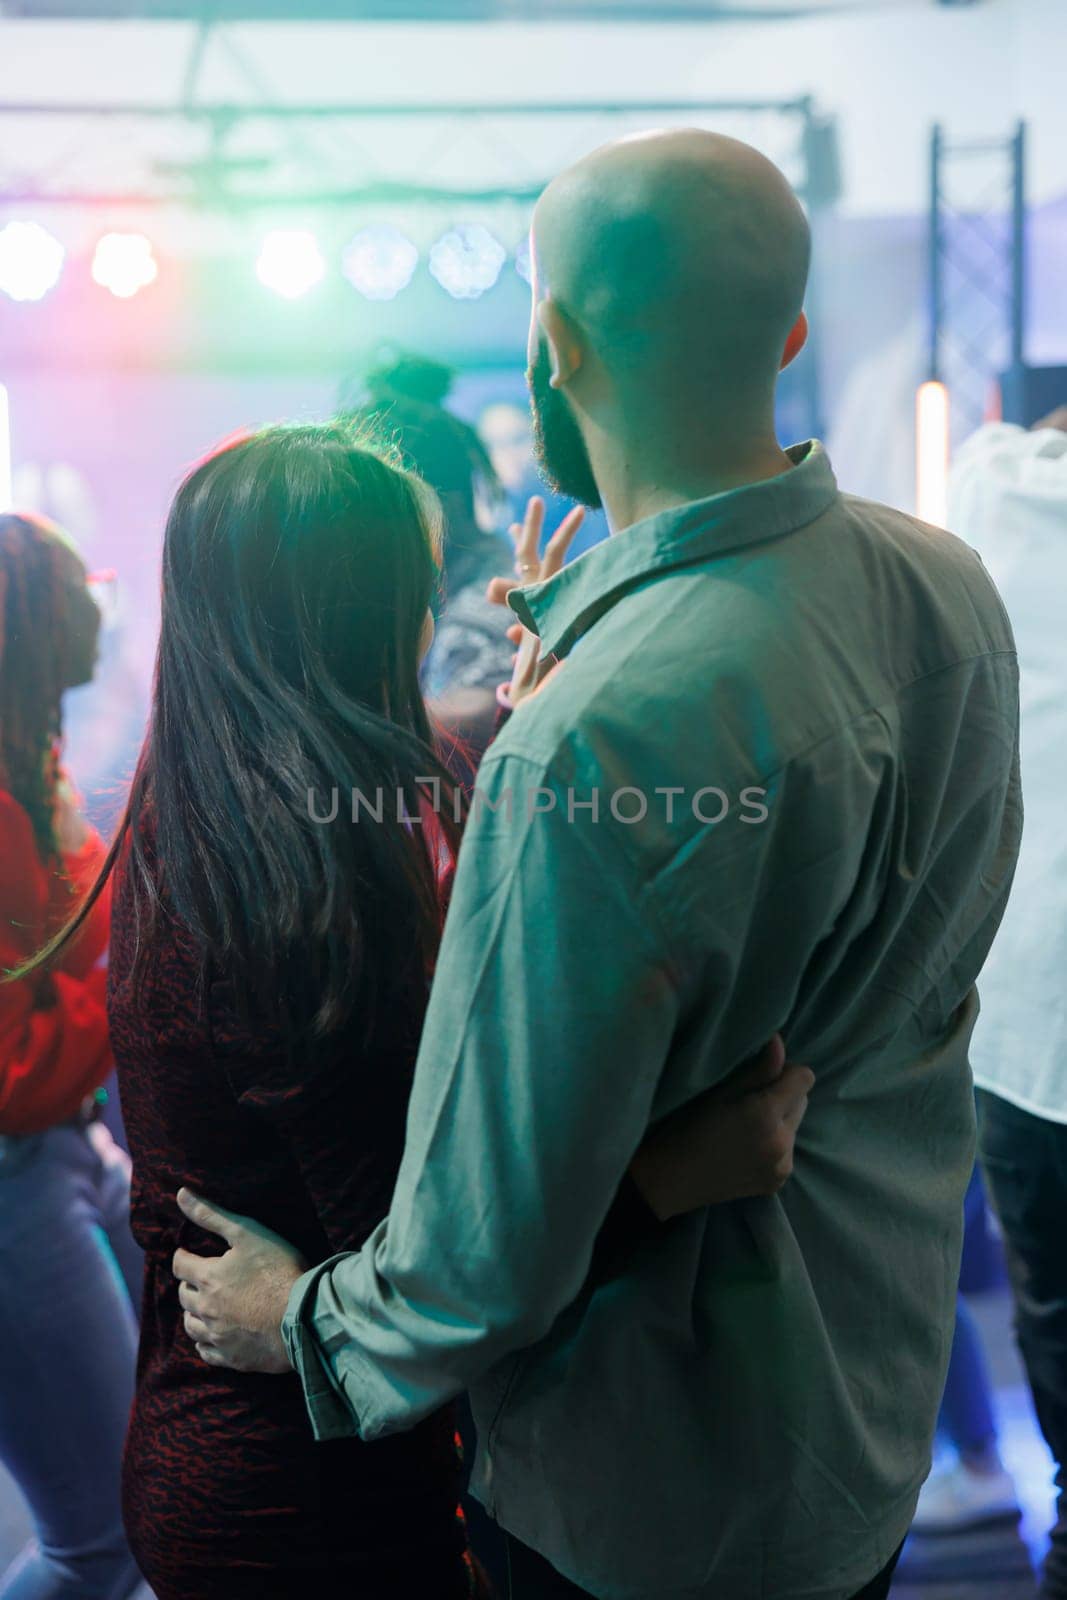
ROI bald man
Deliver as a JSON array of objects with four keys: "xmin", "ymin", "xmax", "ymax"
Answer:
[{"xmin": 173, "ymin": 133, "xmax": 1020, "ymax": 1600}]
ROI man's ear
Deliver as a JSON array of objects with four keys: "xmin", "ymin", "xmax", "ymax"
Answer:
[
  {"xmin": 537, "ymin": 299, "xmax": 585, "ymax": 389},
  {"xmin": 780, "ymin": 310, "xmax": 809, "ymax": 372}
]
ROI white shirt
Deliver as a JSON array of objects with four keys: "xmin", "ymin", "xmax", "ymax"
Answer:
[{"xmin": 949, "ymin": 421, "xmax": 1067, "ymax": 1124}]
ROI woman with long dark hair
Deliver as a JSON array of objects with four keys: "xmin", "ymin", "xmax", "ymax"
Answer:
[
  {"xmin": 0, "ymin": 513, "xmax": 145, "ymax": 1600},
  {"xmin": 24, "ymin": 423, "xmax": 475, "ymax": 1599},
  {"xmin": 16, "ymin": 420, "xmax": 815, "ymax": 1600}
]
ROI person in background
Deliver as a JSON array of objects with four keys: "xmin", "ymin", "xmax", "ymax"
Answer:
[
  {"xmin": 478, "ymin": 402, "xmax": 535, "ymax": 505},
  {"xmin": 0, "ymin": 513, "xmax": 145, "ymax": 1600},
  {"xmin": 343, "ymin": 354, "xmax": 517, "ymax": 762},
  {"xmin": 948, "ymin": 406, "xmax": 1067, "ymax": 1600},
  {"xmin": 479, "ymin": 401, "xmax": 607, "ymax": 563},
  {"xmin": 912, "ymin": 1171, "xmax": 1020, "ymax": 1533}
]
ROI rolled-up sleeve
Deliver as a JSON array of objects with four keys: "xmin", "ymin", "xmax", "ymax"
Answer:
[{"xmin": 282, "ymin": 749, "xmax": 680, "ymax": 1440}]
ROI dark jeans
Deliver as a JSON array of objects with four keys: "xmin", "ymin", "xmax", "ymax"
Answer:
[
  {"xmin": 505, "ymin": 1534, "xmax": 904, "ymax": 1599},
  {"xmin": 0, "ymin": 1122, "xmax": 146, "ymax": 1600},
  {"xmin": 978, "ymin": 1087, "xmax": 1067, "ymax": 1600},
  {"xmin": 938, "ymin": 1170, "xmax": 1000, "ymax": 1455}
]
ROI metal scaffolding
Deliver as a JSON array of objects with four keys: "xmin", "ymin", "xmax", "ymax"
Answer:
[
  {"xmin": 0, "ymin": 38, "xmax": 837, "ymax": 432},
  {"xmin": 928, "ymin": 120, "xmax": 1026, "ymax": 444}
]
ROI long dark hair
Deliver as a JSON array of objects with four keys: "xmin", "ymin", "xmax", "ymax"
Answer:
[
  {"xmin": 0, "ymin": 513, "xmax": 87, "ymax": 859},
  {"xmin": 21, "ymin": 422, "xmax": 463, "ymax": 1045}
]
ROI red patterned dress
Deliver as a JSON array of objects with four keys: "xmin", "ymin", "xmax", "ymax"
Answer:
[{"xmin": 107, "ymin": 837, "xmax": 473, "ymax": 1600}]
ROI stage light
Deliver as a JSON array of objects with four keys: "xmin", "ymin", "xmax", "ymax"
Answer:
[
  {"xmin": 428, "ymin": 224, "xmax": 507, "ymax": 300},
  {"xmin": 0, "ymin": 221, "xmax": 65, "ymax": 303},
  {"xmin": 916, "ymin": 380, "xmax": 950, "ymax": 527},
  {"xmin": 342, "ymin": 225, "xmax": 418, "ymax": 301},
  {"xmin": 514, "ymin": 236, "xmax": 533, "ymax": 285},
  {"xmin": 0, "ymin": 385, "xmax": 11, "ymax": 513},
  {"xmin": 256, "ymin": 230, "xmax": 325, "ymax": 300},
  {"xmin": 91, "ymin": 232, "xmax": 158, "ymax": 299}
]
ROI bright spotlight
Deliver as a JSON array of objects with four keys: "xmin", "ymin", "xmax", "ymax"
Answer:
[
  {"xmin": 0, "ymin": 221, "xmax": 65, "ymax": 303},
  {"xmin": 428, "ymin": 224, "xmax": 507, "ymax": 300},
  {"xmin": 916, "ymin": 380, "xmax": 950, "ymax": 527},
  {"xmin": 342, "ymin": 224, "xmax": 418, "ymax": 301},
  {"xmin": 92, "ymin": 232, "xmax": 159, "ymax": 299},
  {"xmin": 256, "ymin": 230, "xmax": 326, "ymax": 300}
]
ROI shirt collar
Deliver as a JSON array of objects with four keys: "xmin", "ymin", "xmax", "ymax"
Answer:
[{"xmin": 508, "ymin": 440, "xmax": 838, "ymax": 660}]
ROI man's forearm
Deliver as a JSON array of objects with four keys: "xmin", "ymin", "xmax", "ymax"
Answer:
[{"xmin": 281, "ymin": 1212, "xmax": 561, "ymax": 1442}]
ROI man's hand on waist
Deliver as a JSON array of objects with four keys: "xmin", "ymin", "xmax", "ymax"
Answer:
[{"xmin": 172, "ymin": 1188, "xmax": 307, "ymax": 1375}]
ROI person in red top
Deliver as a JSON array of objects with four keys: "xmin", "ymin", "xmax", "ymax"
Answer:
[{"xmin": 0, "ymin": 512, "xmax": 146, "ymax": 1600}]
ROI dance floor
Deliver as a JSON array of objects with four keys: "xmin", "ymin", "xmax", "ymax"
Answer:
[
  {"xmin": 890, "ymin": 1287, "xmax": 1055, "ymax": 1600},
  {"xmin": 0, "ymin": 1286, "xmax": 1054, "ymax": 1598}
]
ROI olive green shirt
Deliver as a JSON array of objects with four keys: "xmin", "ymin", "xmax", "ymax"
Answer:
[{"xmin": 283, "ymin": 442, "xmax": 1021, "ymax": 1600}]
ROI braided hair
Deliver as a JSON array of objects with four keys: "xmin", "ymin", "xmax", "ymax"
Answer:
[{"xmin": 0, "ymin": 513, "xmax": 82, "ymax": 860}]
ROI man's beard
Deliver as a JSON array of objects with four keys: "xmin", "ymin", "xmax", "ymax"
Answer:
[{"xmin": 526, "ymin": 339, "xmax": 603, "ymax": 511}]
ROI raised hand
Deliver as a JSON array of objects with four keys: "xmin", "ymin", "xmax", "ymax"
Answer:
[{"xmin": 486, "ymin": 495, "xmax": 585, "ymax": 708}]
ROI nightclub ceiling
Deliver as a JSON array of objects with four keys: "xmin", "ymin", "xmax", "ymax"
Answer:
[{"xmin": 0, "ymin": 0, "xmax": 940, "ymax": 19}]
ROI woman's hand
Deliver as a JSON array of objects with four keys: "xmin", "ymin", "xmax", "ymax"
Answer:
[
  {"xmin": 629, "ymin": 1036, "xmax": 814, "ymax": 1221},
  {"xmin": 485, "ymin": 496, "xmax": 585, "ymax": 709}
]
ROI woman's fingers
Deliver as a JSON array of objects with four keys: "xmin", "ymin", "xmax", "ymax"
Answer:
[
  {"xmin": 510, "ymin": 629, "xmax": 542, "ymax": 697},
  {"xmin": 512, "ymin": 495, "xmax": 546, "ymax": 575},
  {"xmin": 727, "ymin": 1034, "xmax": 787, "ymax": 1097},
  {"xmin": 542, "ymin": 506, "xmax": 585, "ymax": 578},
  {"xmin": 775, "ymin": 1065, "xmax": 816, "ymax": 1131},
  {"xmin": 491, "ymin": 498, "xmax": 583, "ymax": 619}
]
